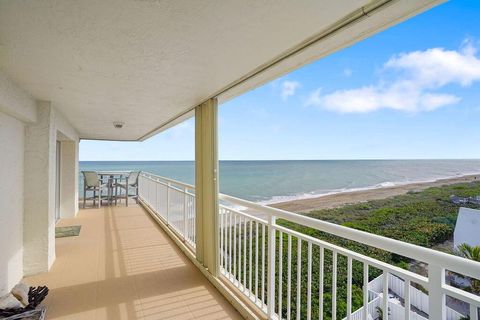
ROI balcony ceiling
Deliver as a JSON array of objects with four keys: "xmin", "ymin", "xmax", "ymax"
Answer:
[{"xmin": 0, "ymin": 0, "xmax": 442, "ymax": 140}]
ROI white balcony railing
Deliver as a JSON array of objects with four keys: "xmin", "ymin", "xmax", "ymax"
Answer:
[
  {"xmin": 138, "ymin": 172, "xmax": 480, "ymax": 320},
  {"xmin": 368, "ymin": 274, "xmax": 466, "ymax": 320},
  {"xmin": 138, "ymin": 172, "xmax": 196, "ymax": 249}
]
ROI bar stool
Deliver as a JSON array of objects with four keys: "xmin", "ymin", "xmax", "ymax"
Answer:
[
  {"xmin": 82, "ymin": 171, "xmax": 108, "ymax": 208},
  {"xmin": 115, "ymin": 171, "xmax": 140, "ymax": 206}
]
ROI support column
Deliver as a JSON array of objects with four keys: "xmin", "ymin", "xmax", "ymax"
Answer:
[
  {"xmin": 24, "ymin": 101, "xmax": 56, "ymax": 275},
  {"xmin": 195, "ymin": 98, "xmax": 219, "ymax": 276},
  {"xmin": 60, "ymin": 140, "xmax": 79, "ymax": 218}
]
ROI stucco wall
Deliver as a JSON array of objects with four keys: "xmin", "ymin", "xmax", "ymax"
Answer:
[
  {"xmin": 24, "ymin": 102, "xmax": 56, "ymax": 274},
  {"xmin": 55, "ymin": 106, "xmax": 79, "ymax": 218},
  {"xmin": 0, "ymin": 112, "xmax": 25, "ymax": 296},
  {"xmin": 54, "ymin": 108, "xmax": 79, "ymax": 142},
  {"xmin": 60, "ymin": 140, "xmax": 79, "ymax": 218},
  {"xmin": 23, "ymin": 101, "xmax": 79, "ymax": 275},
  {"xmin": 0, "ymin": 72, "xmax": 36, "ymax": 123},
  {"xmin": 0, "ymin": 71, "xmax": 79, "ymax": 290}
]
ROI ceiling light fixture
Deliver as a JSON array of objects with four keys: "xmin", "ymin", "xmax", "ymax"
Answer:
[{"xmin": 113, "ymin": 121, "xmax": 124, "ymax": 129}]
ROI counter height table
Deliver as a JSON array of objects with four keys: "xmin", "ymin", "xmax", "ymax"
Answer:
[{"xmin": 97, "ymin": 171, "xmax": 130, "ymax": 205}]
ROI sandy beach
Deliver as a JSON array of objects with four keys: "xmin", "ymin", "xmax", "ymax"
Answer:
[{"xmin": 270, "ymin": 174, "xmax": 480, "ymax": 213}]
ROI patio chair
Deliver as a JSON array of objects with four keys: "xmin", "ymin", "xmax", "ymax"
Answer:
[
  {"xmin": 82, "ymin": 171, "xmax": 107, "ymax": 208},
  {"xmin": 115, "ymin": 171, "xmax": 140, "ymax": 206}
]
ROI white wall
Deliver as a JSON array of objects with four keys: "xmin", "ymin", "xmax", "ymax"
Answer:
[
  {"xmin": 23, "ymin": 101, "xmax": 79, "ymax": 275},
  {"xmin": 0, "ymin": 71, "xmax": 35, "ymax": 296},
  {"xmin": 0, "ymin": 112, "xmax": 25, "ymax": 296},
  {"xmin": 56, "ymin": 105, "xmax": 80, "ymax": 218},
  {"xmin": 59, "ymin": 140, "xmax": 79, "ymax": 218},
  {"xmin": 23, "ymin": 102, "xmax": 57, "ymax": 274},
  {"xmin": 454, "ymin": 207, "xmax": 480, "ymax": 249},
  {"xmin": 0, "ymin": 72, "xmax": 36, "ymax": 123},
  {"xmin": 0, "ymin": 70, "xmax": 79, "ymax": 292}
]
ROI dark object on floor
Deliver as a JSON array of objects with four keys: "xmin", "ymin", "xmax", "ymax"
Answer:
[
  {"xmin": 55, "ymin": 225, "xmax": 81, "ymax": 238},
  {"xmin": 0, "ymin": 286, "xmax": 49, "ymax": 319}
]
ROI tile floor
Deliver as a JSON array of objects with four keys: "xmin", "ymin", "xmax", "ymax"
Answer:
[{"xmin": 25, "ymin": 204, "xmax": 242, "ymax": 320}]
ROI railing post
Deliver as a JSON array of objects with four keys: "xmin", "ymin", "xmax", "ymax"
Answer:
[
  {"xmin": 154, "ymin": 178, "xmax": 158, "ymax": 212},
  {"xmin": 404, "ymin": 279, "xmax": 411, "ymax": 320},
  {"xmin": 267, "ymin": 214, "xmax": 276, "ymax": 319},
  {"xmin": 156, "ymin": 178, "xmax": 161, "ymax": 213},
  {"xmin": 146, "ymin": 178, "xmax": 149, "ymax": 205},
  {"xmin": 382, "ymin": 271, "xmax": 389, "ymax": 320},
  {"xmin": 183, "ymin": 187, "xmax": 187, "ymax": 241},
  {"xmin": 137, "ymin": 176, "xmax": 141, "ymax": 201},
  {"xmin": 166, "ymin": 182, "xmax": 171, "ymax": 225},
  {"xmin": 429, "ymin": 264, "xmax": 446, "ymax": 320}
]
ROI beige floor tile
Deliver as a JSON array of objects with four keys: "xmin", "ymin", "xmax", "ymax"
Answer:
[{"xmin": 24, "ymin": 204, "xmax": 242, "ymax": 320}]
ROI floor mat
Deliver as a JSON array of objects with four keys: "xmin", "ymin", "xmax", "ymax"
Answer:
[{"xmin": 55, "ymin": 225, "xmax": 81, "ymax": 238}]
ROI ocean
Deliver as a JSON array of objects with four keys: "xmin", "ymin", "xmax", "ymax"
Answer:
[{"xmin": 79, "ymin": 160, "xmax": 480, "ymax": 203}]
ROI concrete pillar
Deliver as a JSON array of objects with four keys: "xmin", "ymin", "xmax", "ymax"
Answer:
[
  {"xmin": 0, "ymin": 112, "xmax": 25, "ymax": 295},
  {"xmin": 60, "ymin": 140, "xmax": 79, "ymax": 218},
  {"xmin": 195, "ymin": 98, "xmax": 219, "ymax": 276},
  {"xmin": 23, "ymin": 100, "xmax": 79, "ymax": 275},
  {"xmin": 23, "ymin": 101, "xmax": 56, "ymax": 275}
]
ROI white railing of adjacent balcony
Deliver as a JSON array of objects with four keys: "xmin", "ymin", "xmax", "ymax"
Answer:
[{"xmin": 138, "ymin": 172, "xmax": 480, "ymax": 320}]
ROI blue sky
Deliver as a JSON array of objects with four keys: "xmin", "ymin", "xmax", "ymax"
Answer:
[{"xmin": 80, "ymin": 0, "xmax": 480, "ymax": 161}]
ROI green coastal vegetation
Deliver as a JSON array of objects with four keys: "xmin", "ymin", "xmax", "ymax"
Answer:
[
  {"xmin": 304, "ymin": 180, "xmax": 480, "ymax": 248},
  {"xmin": 269, "ymin": 181, "xmax": 480, "ymax": 319}
]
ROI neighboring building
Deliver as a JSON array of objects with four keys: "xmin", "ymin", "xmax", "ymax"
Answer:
[{"xmin": 454, "ymin": 207, "xmax": 480, "ymax": 249}]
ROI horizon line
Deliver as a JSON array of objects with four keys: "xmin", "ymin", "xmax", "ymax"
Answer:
[{"xmin": 79, "ymin": 158, "xmax": 480, "ymax": 162}]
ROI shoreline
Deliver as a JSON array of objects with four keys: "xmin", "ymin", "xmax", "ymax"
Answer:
[{"xmin": 269, "ymin": 174, "xmax": 480, "ymax": 213}]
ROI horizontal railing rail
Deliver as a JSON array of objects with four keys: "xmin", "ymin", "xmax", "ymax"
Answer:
[
  {"xmin": 142, "ymin": 171, "xmax": 195, "ymax": 190},
  {"xmin": 138, "ymin": 172, "xmax": 480, "ymax": 320}
]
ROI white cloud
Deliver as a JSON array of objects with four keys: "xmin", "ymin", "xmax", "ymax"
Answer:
[
  {"xmin": 385, "ymin": 40, "xmax": 480, "ymax": 87},
  {"xmin": 307, "ymin": 82, "xmax": 460, "ymax": 113},
  {"xmin": 306, "ymin": 40, "xmax": 480, "ymax": 113},
  {"xmin": 281, "ymin": 80, "xmax": 300, "ymax": 100}
]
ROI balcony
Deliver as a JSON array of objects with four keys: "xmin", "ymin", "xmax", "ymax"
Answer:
[
  {"xmin": 15, "ymin": 171, "xmax": 480, "ymax": 319},
  {"xmin": 137, "ymin": 172, "xmax": 480, "ymax": 320},
  {"xmin": 24, "ymin": 204, "xmax": 241, "ymax": 320},
  {"xmin": 1, "ymin": 1, "xmax": 478, "ymax": 320}
]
